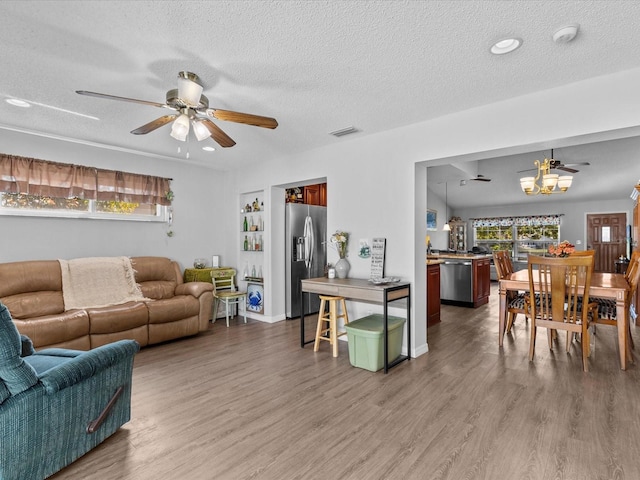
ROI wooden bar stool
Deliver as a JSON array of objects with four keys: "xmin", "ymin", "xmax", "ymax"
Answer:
[{"xmin": 314, "ymin": 295, "xmax": 349, "ymax": 357}]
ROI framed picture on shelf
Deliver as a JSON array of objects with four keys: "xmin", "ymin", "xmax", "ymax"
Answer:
[{"xmin": 427, "ymin": 209, "xmax": 437, "ymax": 231}]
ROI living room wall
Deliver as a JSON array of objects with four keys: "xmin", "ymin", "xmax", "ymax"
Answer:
[
  {"xmin": 3, "ymin": 67, "xmax": 640, "ymax": 358},
  {"xmin": 0, "ymin": 128, "xmax": 225, "ymax": 271}
]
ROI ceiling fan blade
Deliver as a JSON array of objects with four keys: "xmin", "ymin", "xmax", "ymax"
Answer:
[
  {"xmin": 130, "ymin": 115, "xmax": 178, "ymax": 135},
  {"xmin": 471, "ymin": 175, "xmax": 491, "ymax": 182},
  {"xmin": 563, "ymin": 162, "xmax": 591, "ymax": 167},
  {"xmin": 557, "ymin": 166, "xmax": 579, "ymax": 173},
  {"xmin": 201, "ymin": 119, "xmax": 236, "ymax": 147},
  {"xmin": 517, "ymin": 167, "xmax": 537, "ymax": 173},
  {"xmin": 76, "ymin": 90, "xmax": 178, "ymax": 111},
  {"xmin": 204, "ymin": 108, "xmax": 278, "ymax": 129}
]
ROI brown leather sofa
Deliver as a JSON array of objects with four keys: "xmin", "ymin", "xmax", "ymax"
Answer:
[{"xmin": 0, "ymin": 256, "xmax": 214, "ymax": 350}]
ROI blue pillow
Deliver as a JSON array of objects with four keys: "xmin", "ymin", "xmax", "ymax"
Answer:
[{"xmin": 0, "ymin": 303, "xmax": 38, "ymax": 395}]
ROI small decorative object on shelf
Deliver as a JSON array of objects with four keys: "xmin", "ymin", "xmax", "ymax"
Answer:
[
  {"xmin": 253, "ymin": 198, "xmax": 260, "ymax": 211},
  {"xmin": 193, "ymin": 258, "xmax": 207, "ymax": 269},
  {"xmin": 330, "ymin": 230, "xmax": 349, "ymax": 259},
  {"xmin": 548, "ymin": 240, "xmax": 575, "ymax": 257},
  {"xmin": 243, "ymin": 216, "xmax": 248, "ymax": 232},
  {"xmin": 370, "ymin": 237, "xmax": 386, "ymax": 280},
  {"xmin": 358, "ymin": 239, "xmax": 371, "ymax": 258},
  {"xmin": 330, "ymin": 230, "xmax": 350, "ymax": 279},
  {"xmin": 243, "ymin": 261, "xmax": 250, "ymax": 279}
]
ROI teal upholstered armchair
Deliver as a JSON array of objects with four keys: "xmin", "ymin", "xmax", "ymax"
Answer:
[{"xmin": 0, "ymin": 302, "xmax": 139, "ymax": 480}]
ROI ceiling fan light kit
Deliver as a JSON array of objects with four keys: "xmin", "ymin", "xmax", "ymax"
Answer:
[
  {"xmin": 169, "ymin": 113, "xmax": 190, "ymax": 141},
  {"xmin": 192, "ymin": 119, "xmax": 210, "ymax": 141},
  {"xmin": 176, "ymin": 71, "xmax": 204, "ymax": 107},
  {"xmin": 520, "ymin": 158, "xmax": 573, "ymax": 195},
  {"xmin": 76, "ymin": 71, "xmax": 278, "ymax": 149}
]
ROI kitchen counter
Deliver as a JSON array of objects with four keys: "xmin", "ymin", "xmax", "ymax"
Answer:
[
  {"xmin": 427, "ymin": 253, "xmax": 492, "ymax": 261},
  {"xmin": 426, "ymin": 259, "xmax": 444, "ymax": 265}
]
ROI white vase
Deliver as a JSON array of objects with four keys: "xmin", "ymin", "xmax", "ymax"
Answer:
[{"xmin": 335, "ymin": 258, "xmax": 350, "ymax": 279}]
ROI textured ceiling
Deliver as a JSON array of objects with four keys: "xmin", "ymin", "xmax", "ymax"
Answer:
[{"xmin": 1, "ymin": 0, "xmax": 640, "ymax": 181}]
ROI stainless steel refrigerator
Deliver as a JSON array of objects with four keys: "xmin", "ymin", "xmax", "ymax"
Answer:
[{"xmin": 285, "ymin": 203, "xmax": 327, "ymax": 318}]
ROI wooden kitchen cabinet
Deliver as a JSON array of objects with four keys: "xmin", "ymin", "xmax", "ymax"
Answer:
[
  {"xmin": 472, "ymin": 257, "xmax": 491, "ymax": 307},
  {"xmin": 427, "ymin": 263, "xmax": 441, "ymax": 327},
  {"xmin": 634, "ymin": 186, "xmax": 640, "ymax": 309},
  {"xmin": 303, "ymin": 183, "xmax": 327, "ymax": 206}
]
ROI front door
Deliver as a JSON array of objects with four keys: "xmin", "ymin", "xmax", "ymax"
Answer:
[{"xmin": 587, "ymin": 212, "xmax": 627, "ymax": 273}]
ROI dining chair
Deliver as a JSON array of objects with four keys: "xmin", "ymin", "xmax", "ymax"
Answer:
[
  {"xmin": 526, "ymin": 254, "xmax": 596, "ymax": 372},
  {"xmin": 590, "ymin": 251, "xmax": 640, "ymax": 352},
  {"xmin": 493, "ymin": 250, "xmax": 527, "ymax": 333},
  {"xmin": 211, "ymin": 269, "xmax": 247, "ymax": 327}
]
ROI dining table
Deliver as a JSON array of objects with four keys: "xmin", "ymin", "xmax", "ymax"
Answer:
[{"xmin": 499, "ymin": 268, "xmax": 632, "ymax": 370}]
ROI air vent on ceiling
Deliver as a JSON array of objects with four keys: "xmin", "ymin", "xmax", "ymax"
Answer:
[{"xmin": 329, "ymin": 126, "xmax": 359, "ymax": 137}]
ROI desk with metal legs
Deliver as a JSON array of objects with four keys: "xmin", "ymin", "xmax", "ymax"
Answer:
[{"xmin": 300, "ymin": 277, "xmax": 411, "ymax": 373}]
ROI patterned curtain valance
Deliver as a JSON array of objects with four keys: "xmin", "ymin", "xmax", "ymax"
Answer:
[
  {"xmin": 0, "ymin": 154, "xmax": 172, "ymax": 205},
  {"xmin": 471, "ymin": 214, "xmax": 562, "ymax": 227}
]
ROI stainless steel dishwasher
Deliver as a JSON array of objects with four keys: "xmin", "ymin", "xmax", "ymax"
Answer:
[{"xmin": 440, "ymin": 259, "xmax": 473, "ymax": 303}]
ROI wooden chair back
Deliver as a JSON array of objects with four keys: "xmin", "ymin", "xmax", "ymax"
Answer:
[
  {"xmin": 527, "ymin": 254, "xmax": 595, "ymax": 371},
  {"xmin": 493, "ymin": 250, "xmax": 513, "ymax": 280},
  {"xmin": 211, "ymin": 269, "xmax": 238, "ymax": 294},
  {"xmin": 625, "ymin": 253, "xmax": 640, "ymax": 303},
  {"xmin": 528, "ymin": 254, "xmax": 594, "ymax": 324},
  {"xmin": 625, "ymin": 250, "xmax": 640, "ymax": 285}
]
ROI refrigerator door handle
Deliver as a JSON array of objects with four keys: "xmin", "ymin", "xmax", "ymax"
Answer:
[{"xmin": 304, "ymin": 214, "xmax": 314, "ymax": 269}]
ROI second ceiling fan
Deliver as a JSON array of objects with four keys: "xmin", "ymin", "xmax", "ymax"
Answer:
[
  {"xmin": 517, "ymin": 149, "xmax": 590, "ymax": 174},
  {"xmin": 77, "ymin": 71, "xmax": 278, "ymax": 148}
]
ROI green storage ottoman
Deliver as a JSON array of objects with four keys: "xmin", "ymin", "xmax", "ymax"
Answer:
[{"xmin": 345, "ymin": 314, "xmax": 406, "ymax": 372}]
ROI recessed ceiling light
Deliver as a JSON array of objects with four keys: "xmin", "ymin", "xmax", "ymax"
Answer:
[
  {"xmin": 6, "ymin": 98, "xmax": 31, "ymax": 108},
  {"xmin": 490, "ymin": 38, "xmax": 522, "ymax": 55},
  {"xmin": 202, "ymin": 146, "xmax": 215, "ymax": 152}
]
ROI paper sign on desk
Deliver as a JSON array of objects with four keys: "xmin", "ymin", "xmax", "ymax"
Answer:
[{"xmin": 370, "ymin": 238, "xmax": 386, "ymax": 279}]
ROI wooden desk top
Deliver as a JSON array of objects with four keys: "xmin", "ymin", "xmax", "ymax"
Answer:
[{"xmin": 301, "ymin": 277, "xmax": 411, "ymax": 303}]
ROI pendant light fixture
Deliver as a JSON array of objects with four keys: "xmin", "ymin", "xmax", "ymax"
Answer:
[{"xmin": 443, "ymin": 182, "xmax": 451, "ymax": 231}]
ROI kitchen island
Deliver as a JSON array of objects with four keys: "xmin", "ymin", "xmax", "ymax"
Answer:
[{"xmin": 427, "ymin": 253, "xmax": 491, "ymax": 308}]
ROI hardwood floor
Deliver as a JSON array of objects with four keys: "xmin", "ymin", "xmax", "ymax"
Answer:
[{"xmin": 52, "ymin": 284, "xmax": 640, "ymax": 479}]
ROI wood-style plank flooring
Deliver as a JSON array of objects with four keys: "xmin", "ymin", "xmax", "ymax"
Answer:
[{"xmin": 52, "ymin": 284, "xmax": 640, "ymax": 479}]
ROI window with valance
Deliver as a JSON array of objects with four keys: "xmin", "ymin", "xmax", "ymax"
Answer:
[
  {"xmin": 471, "ymin": 215, "xmax": 561, "ymax": 227},
  {"xmin": 0, "ymin": 154, "xmax": 172, "ymax": 221},
  {"xmin": 472, "ymin": 214, "xmax": 562, "ymax": 260}
]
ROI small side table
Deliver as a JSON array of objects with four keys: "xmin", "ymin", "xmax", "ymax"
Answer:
[{"xmin": 184, "ymin": 267, "xmax": 233, "ymax": 283}]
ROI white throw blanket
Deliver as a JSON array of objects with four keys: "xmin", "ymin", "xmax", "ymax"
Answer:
[{"xmin": 59, "ymin": 256, "xmax": 147, "ymax": 310}]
